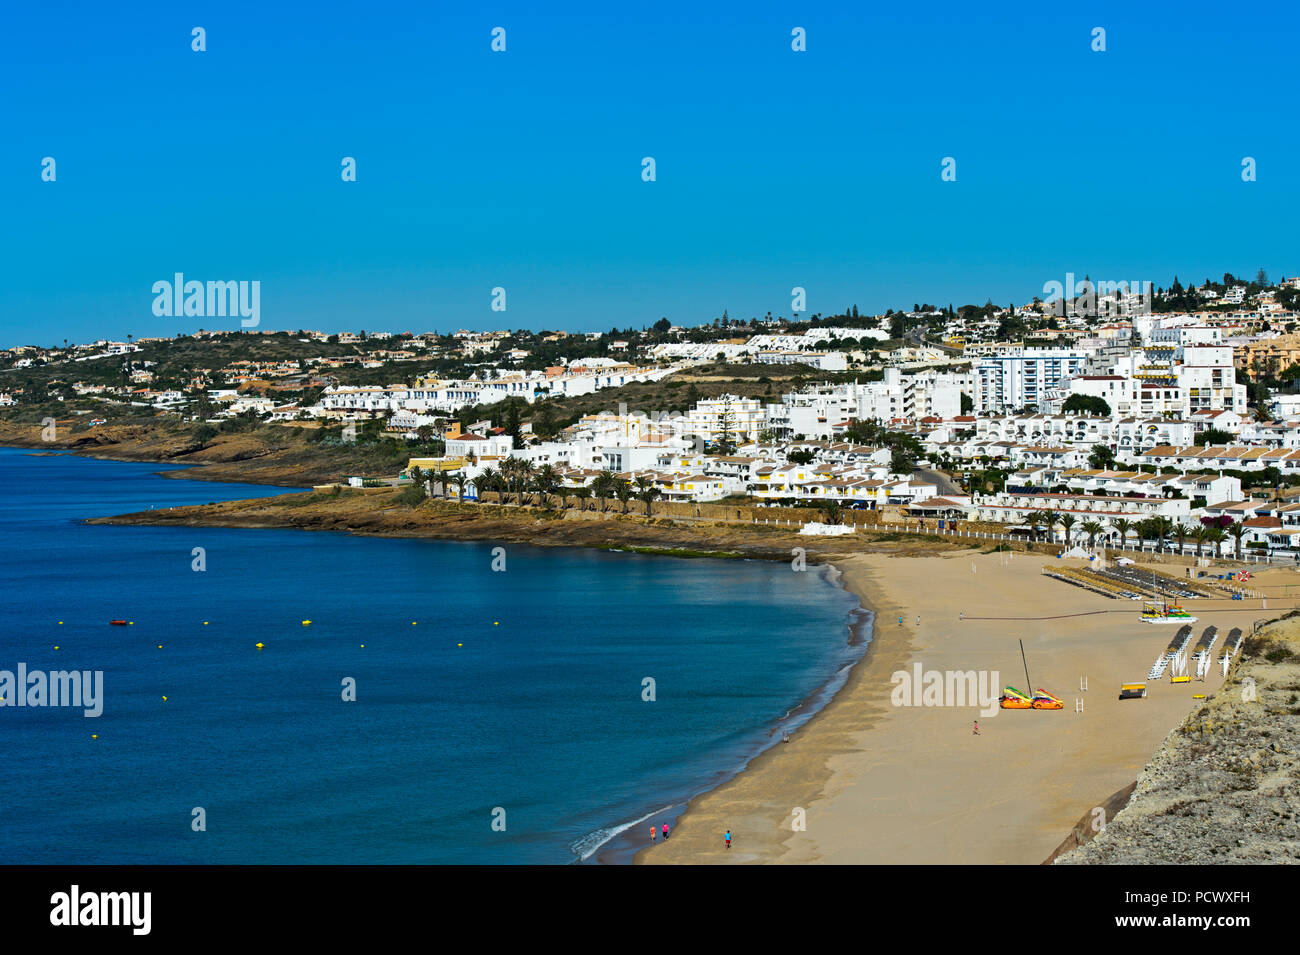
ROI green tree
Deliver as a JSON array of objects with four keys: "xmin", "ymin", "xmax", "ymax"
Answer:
[
  {"xmin": 820, "ymin": 500, "xmax": 843, "ymax": 525},
  {"xmin": 534, "ymin": 464, "xmax": 559, "ymax": 507},
  {"xmin": 1059, "ymin": 514, "xmax": 1077, "ymax": 545},
  {"xmin": 1062, "ymin": 394, "xmax": 1111, "ymax": 416},
  {"xmin": 1087, "ymin": 444, "xmax": 1116, "ymax": 470},
  {"xmin": 591, "ymin": 471, "xmax": 615, "ymax": 512},
  {"xmin": 634, "ymin": 476, "xmax": 662, "ymax": 517},
  {"xmin": 1228, "ymin": 520, "xmax": 1247, "ymax": 559},
  {"xmin": 1194, "ymin": 428, "xmax": 1234, "ymax": 446}
]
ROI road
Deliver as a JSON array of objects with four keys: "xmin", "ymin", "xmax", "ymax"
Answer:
[{"xmin": 912, "ymin": 467, "xmax": 962, "ymax": 496}]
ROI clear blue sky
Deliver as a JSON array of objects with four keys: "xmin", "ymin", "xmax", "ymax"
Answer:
[{"xmin": 2, "ymin": 1, "xmax": 1296, "ymax": 346}]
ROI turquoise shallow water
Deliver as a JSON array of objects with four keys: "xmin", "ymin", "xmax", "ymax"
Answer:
[{"xmin": 0, "ymin": 447, "xmax": 865, "ymax": 863}]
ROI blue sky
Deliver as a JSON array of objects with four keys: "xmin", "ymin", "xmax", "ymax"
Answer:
[{"xmin": 2, "ymin": 1, "xmax": 1296, "ymax": 346}]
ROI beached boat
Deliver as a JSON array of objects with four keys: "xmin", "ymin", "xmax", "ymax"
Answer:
[
  {"xmin": 999, "ymin": 686, "xmax": 1033, "ymax": 709},
  {"xmin": 1031, "ymin": 688, "xmax": 1063, "ymax": 710},
  {"xmin": 1139, "ymin": 603, "xmax": 1197, "ymax": 625}
]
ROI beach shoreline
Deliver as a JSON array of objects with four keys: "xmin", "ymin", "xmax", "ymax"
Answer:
[
  {"xmin": 641, "ymin": 550, "xmax": 1296, "ymax": 865},
  {"xmin": 594, "ymin": 563, "xmax": 873, "ymax": 864}
]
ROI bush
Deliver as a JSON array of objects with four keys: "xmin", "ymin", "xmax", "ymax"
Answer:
[{"xmin": 397, "ymin": 483, "xmax": 427, "ymax": 506}]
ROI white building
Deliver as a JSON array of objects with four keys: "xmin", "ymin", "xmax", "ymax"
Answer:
[
  {"xmin": 687, "ymin": 395, "xmax": 766, "ymax": 445},
  {"xmin": 975, "ymin": 349, "xmax": 1089, "ymax": 413}
]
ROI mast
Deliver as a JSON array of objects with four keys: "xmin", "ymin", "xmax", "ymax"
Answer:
[{"xmin": 1020, "ymin": 639, "xmax": 1032, "ymax": 691}]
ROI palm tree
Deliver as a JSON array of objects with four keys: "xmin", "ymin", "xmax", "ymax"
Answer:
[
  {"xmin": 408, "ymin": 465, "xmax": 425, "ymax": 498},
  {"xmin": 496, "ymin": 458, "xmax": 517, "ymax": 504},
  {"xmin": 477, "ymin": 466, "xmax": 498, "ymax": 504},
  {"xmin": 1042, "ymin": 510, "xmax": 1060, "ymax": 545},
  {"xmin": 821, "ymin": 500, "xmax": 843, "ymax": 526},
  {"xmin": 571, "ymin": 486, "xmax": 592, "ymax": 511},
  {"xmin": 1112, "ymin": 517, "xmax": 1132, "ymax": 550},
  {"xmin": 592, "ymin": 472, "xmax": 615, "ymax": 512},
  {"xmin": 1081, "ymin": 520, "xmax": 1103, "ymax": 550},
  {"xmin": 1150, "ymin": 516, "xmax": 1173, "ymax": 554},
  {"xmin": 1173, "ymin": 523, "xmax": 1192, "ymax": 556},
  {"xmin": 634, "ymin": 476, "xmax": 662, "ymax": 517},
  {"xmin": 451, "ymin": 472, "xmax": 468, "ymax": 503},
  {"xmin": 1204, "ymin": 525, "xmax": 1226, "ymax": 560},
  {"xmin": 614, "ymin": 478, "xmax": 632, "ymax": 514},
  {"xmin": 534, "ymin": 464, "xmax": 558, "ymax": 507},
  {"xmin": 1059, "ymin": 514, "xmax": 1077, "ymax": 546},
  {"xmin": 556, "ymin": 481, "xmax": 571, "ymax": 510},
  {"xmin": 1228, "ymin": 520, "xmax": 1247, "ymax": 560},
  {"xmin": 514, "ymin": 459, "xmax": 536, "ymax": 505},
  {"xmin": 1193, "ymin": 523, "xmax": 1210, "ymax": 558}
]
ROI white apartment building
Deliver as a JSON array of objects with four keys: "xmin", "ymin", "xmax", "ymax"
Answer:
[
  {"xmin": 1064, "ymin": 345, "xmax": 1245, "ymax": 419},
  {"xmin": 686, "ymin": 395, "xmax": 766, "ymax": 444},
  {"xmin": 766, "ymin": 372, "xmax": 967, "ymax": 439},
  {"xmin": 975, "ymin": 349, "xmax": 1089, "ymax": 413}
]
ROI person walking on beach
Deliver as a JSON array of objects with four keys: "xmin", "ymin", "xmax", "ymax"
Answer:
[
  {"xmin": 650, "ymin": 825, "xmax": 656, "ymax": 845},
  {"xmin": 662, "ymin": 823, "xmax": 669, "ymax": 841},
  {"xmin": 898, "ymin": 615, "xmax": 903, "ymax": 627},
  {"xmin": 724, "ymin": 830, "xmax": 732, "ymax": 850},
  {"xmin": 973, "ymin": 720, "xmax": 980, "ymax": 735},
  {"xmin": 915, "ymin": 615, "xmax": 920, "ymax": 626}
]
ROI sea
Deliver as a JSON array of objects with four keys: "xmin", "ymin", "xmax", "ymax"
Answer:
[{"xmin": 0, "ymin": 446, "xmax": 869, "ymax": 864}]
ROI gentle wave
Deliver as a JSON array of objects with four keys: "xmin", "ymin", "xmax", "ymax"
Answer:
[{"xmin": 571, "ymin": 804, "xmax": 675, "ymax": 862}]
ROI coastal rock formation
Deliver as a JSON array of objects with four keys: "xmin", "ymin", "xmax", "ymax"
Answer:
[{"xmin": 1057, "ymin": 618, "xmax": 1300, "ymax": 864}]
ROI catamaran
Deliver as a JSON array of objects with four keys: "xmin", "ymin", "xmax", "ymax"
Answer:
[
  {"xmin": 1138, "ymin": 568, "xmax": 1197, "ymax": 624},
  {"xmin": 1139, "ymin": 601, "xmax": 1197, "ymax": 625}
]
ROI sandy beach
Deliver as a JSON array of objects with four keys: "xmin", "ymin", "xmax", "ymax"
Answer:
[{"xmin": 643, "ymin": 549, "xmax": 1297, "ymax": 864}]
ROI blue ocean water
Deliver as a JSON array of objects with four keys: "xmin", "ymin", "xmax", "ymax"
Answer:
[{"xmin": 0, "ymin": 447, "xmax": 865, "ymax": 863}]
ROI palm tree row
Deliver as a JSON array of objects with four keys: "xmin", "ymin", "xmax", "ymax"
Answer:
[
  {"xmin": 450, "ymin": 465, "xmax": 663, "ymax": 517},
  {"xmin": 1025, "ymin": 510, "xmax": 1242, "ymax": 559}
]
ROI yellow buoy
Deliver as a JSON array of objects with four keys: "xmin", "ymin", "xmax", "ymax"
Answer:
[
  {"xmin": 129, "ymin": 622, "xmax": 134, "ymax": 625},
  {"xmin": 255, "ymin": 642, "xmax": 265, "ymax": 649},
  {"xmin": 162, "ymin": 696, "xmax": 167, "ymax": 701},
  {"xmin": 412, "ymin": 621, "xmax": 417, "ymax": 625},
  {"xmin": 360, "ymin": 644, "xmax": 365, "ymax": 648},
  {"xmin": 157, "ymin": 645, "xmax": 163, "ymax": 649},
  {"xmin": 54, "ymin": 646, "xmax": 59, "ymax": 650},
  {"xmin": 91, "ymin": 734, "xmax": 98, "ymax": 739},
  {"xmin": 302, "ymin": 620, "xmax": 311, "ymax": 626},
  {"xmin": 458, "ymin": 642, "xmax": 463, "ymax": 647},
  {"xmin": 493, "ymin": 621, "xmax": 499, "ymax": 626},
  {"xmin": 203, "ymin": 621, "xmax": 209, "ymax": 626},
  {"xmin": 58, "ymin": 621, "xmax": 63, "ymax": 625}
]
